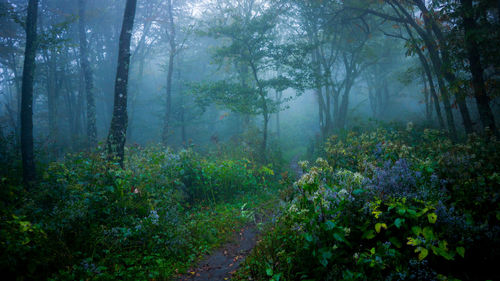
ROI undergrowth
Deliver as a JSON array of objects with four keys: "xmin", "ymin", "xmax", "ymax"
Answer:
[
  {"xmin": 236, "ymin": 127, "xmax": 500, "ymax": 281},
  {"xmin": 0, "ymin": 145, "xmax": 278, "ymax": 280}
]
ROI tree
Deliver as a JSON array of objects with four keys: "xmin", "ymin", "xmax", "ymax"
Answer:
[
  {"xmin": 347, "ymin": 0, "xmax": 461, "ymax": 139},
  {"xmin": 162, "ymin": 0, "xmax": 176, "ymax": 145},
  {"xmin": 106, "ymin": 0, "xmax": 137, "ymax": 166},
  {"xmin": 20, "ymin": 0, "xmax": 39, "ymax": 186},
  {"xmin": 78, "ymin": 0, "xmax": 97, "ymax": 147},
  {"xmin": 459, "ymin": 0, "xmax": 498, "ymax": 135},
  {"xmin": 287, "ymin": 0, "xmax": 376, "ymax": 134},
  {"xmin": 200, "ymin": 0, "xmax": 292, "ymax": 159}
]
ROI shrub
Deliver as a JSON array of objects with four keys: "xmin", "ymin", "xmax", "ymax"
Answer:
[{"xmin": 238, "ymin": 128, "xmax": 500, "ymax": 281}]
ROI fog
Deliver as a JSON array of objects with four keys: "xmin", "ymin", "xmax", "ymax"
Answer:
[
  {"xmin": 1, "ymin": 1, "xmax": 500, "ymax": 280},
  {"xmin": 1, "ymin": 0, "xmax": 499, "ymax": 162}
]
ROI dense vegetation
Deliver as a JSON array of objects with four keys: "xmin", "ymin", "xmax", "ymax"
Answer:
[
  {"xmin": 237, "ymin": 127, "xmax": 500, "ymax": 281},
  {"xmin": 1, "ymin": 145, "xmax": 278, "ymax": 280},
  {"xmin": 1, "ymin": 0, "xmax": 499, "ymax": 280}
]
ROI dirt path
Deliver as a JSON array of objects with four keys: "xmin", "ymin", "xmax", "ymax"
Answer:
[
  {"xmin": 178, "ymin": 156, "xmax": 302, "ymax": 281},
  {"xmin": 290, "ymin": 154, "xmax": 304, "ymax": 179},
  {"xmin": 178, "ymin": 225, "xmax": 258, "ymax": 281}
]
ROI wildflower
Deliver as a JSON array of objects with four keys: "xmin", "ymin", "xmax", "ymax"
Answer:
[
  {"xmin": 149, "ymin": 210, "xmax": 159, "ymax": 225},
  {"xmin": 298, "ymin": 160, "xmax": 309, "ymax": 170},
  {"xmin": 406, "ymin": 121, "xmax": 414, "ymax": 131},
  {"xmin": 344, "ymin": 227, "xmax": 351, "ymax": 235},
  {"xmin": 338, "ymin": 189, "xmax": 348, "ymax": 198}
]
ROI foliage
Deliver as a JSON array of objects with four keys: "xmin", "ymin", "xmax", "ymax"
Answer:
[
  {"xmin": 0, "ymin": 146, "xmax": 274, "ymax": 280},
  {"xmin": 237, "ymin": 127, "xmax": 500, "ymax": 281}
]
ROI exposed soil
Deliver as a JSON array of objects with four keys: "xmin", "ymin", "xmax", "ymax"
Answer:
[
  {"xmin": 177, "ymin": 225, "xmax": 259, "ymax": 281},
  {"xmin": 178, "ymin": 156, "xmax": 301, "ymax": 281}
]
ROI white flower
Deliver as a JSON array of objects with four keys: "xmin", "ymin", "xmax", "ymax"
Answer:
[
  {"xmin": 406, "ymin": 121, "xmax": 414, "ymax": 131},
  {"xmin": 298, "ymin": 160, "xmax": 309, "ymax": 170},
  {"xmin": 338, "ymin": 189, "xmax": 348, "ymax": 198}
]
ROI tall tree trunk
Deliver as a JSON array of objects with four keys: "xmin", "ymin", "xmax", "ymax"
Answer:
[
  {"xmin": 413, "ymin": 37, "xmax": 445, "ymax": 129},
  {"xmin": 262, "ymin": 109, "xmax": 269, "ymax": 162},
  {"xmin": 275, "ymin": 91, "xmax": 282, "ymax": 138},
  {"xmin": 45, "ymin": 52, "xmax": 59, "ymax": 157},
  {"xmin": 461, "ymin": 0, "xmax": 498, "ymax": 135},
  {"xmin": 106, "ymin": 0, "xmax": 137, "ymax": 166},
  {"xmin": 336, "ymin": 82, "xmax": 352, "ymax": 130},
  {"xmin": 162, "ymin": 0, "xmax": 176, "ymax": 145},
  {"xmin": 9, "ymin": 53, "xmax": 22, "ymax": 142},
  {"xmin": 178, "ymin": 65, "xmax": 187, "ymax": 145},
  {"xmin": 21, "ymin": 0, "xmax": 39, "ymax": 186},
  {"xmin": 415, "ymin": 0, "xmax": 474, "ymax": 135},
  {"xmin": 390, "ymin": 3, "xmax": 458, "ymax": 139},
  {"xmin": 423, "ymin": 70, "xmax": 432, "ymax": 122},
  {"xmin": 78, "ymin": 0, "xmax": 97, "ymax": 148},
  {"xmin": 316, "ymin": 88, "xmax": 326, "ymax": 136}
]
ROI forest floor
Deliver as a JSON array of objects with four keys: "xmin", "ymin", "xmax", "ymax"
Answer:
[
  {"xmin": 177, "ymin": 156, "xmax": 301, "ymax": 281},
  {"xmin": 177, "ymin": 218, "xmax": 261, "ymax": 281}
]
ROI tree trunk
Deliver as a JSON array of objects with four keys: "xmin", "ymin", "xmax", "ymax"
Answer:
[
  {"xmin": 106, "ymin": 0, "xmax": 137, "ymax": 166},
  {"xmin": 407, "ymin": 21, "xmax": 457, "ymax": 138},
  {"xmin": 162, "ymin": 0, "xmax": 176, "ymax": 145},
  {"xmin": 336, "ymin": 77, "xmax": 353, "ymax": 130},
  {"xmin": 45, "ymin": 51, "xmax": 59, "ymax": 157},
  {"xmin": 414, "ymin": 41, "xmax": 445, "ymax": 129},
  {"xmin": 390, "ymin": 4, "xmax": 458, "ymax": 139},
  {"xmin": 461, "ymin": 0, "xmax": 498, "ymax": 135},
  {"xmin": 422, "ymin": 71, "xmax": 431, "ymax": 122},
  {"xmin": 21, "ymin": 0, "xmax": 39, "ymax": 186},
  {"xmin": 78, "ymin": 0, "xmax": 97, "ymax": 148},
  {"xmin": 416, "ymin": 1, "xmax": 474, "ymax": 135},
  {"xmin": 275, "ymin": 91, "xmax": 282, "ymax": 138},
  {"xmin": 262, "ymin": 110, "xmax": 269, "ymax": 162}
]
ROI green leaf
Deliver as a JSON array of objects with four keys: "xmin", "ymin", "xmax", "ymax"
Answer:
[
  {"xmin": 353, "ymin": 189, "xmax": 364, "ymax": 195},
  {"xmin": 325, "ymin": 220, "xmax": 336, "ymax": 230},
  {"xmin": 422, "ymin": 227, "xmax": 434, "ymax": 240},
  {"xmin": 389, "ymin": 237, "xmax": 402, "ymax": 248},
  {"xmin": 411, "ymin": 226, "xmax": 422, "ymax": 236},
  {"xmin": 407, "ymin": 209, "xmax": 418, "ymax": 217},
  {"xmin": 416, "ymin": 247, "xmax": 429, "ymax": 260},
  {"xmin": 456, "ymin": 247, "xmax": 465, "ymax": 258},
  {"xmin": 304, "ymin": 233, "xmax": 313, "ymax": 242},
  {"xmin": 266, "ymin": 268, "xmax": 273, "ymax": 276},
  {"xmin": 407, "ymin": 237, "xmax": 420, "ymax": 246},
  {"xmin": 319, "ymin": 248, "xmax": 332, "ymax": 267},
  {"xmin": 362, "ymin": 230, "xmax": 376, "ymax": 239},
  {"xmin": 333, "ymin": 232, "xmax": 345, "ymax": 242},
  {"xmin": 394, "ymin": 218, "xmax": 404, "ymax": 228},
  {"xmin": 375, "ymin": 223, "xmax": 387, "ymax": 233},
  {"xmin": 427, "ymin": 213, "xmax": 437, "ymax": 224}
]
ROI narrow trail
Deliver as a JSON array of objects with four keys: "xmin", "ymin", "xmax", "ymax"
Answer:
[
  {"xmin": 178, "ymin": 156, "xmax": 303, "ymax": 281},
  {"xmin": 289, "ymin": 155, "xmax": 304, "ymax": 179},
  {"xmin": 177, "ymin": 224, "xmax": 259, "ymax": 281}
]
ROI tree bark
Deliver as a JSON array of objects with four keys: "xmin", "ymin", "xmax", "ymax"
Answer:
[
  {"xmin": 162, "ymin": 0, "xmax": 176, "ymax": 145},
  {"xmin": 408, "ymin": 27, "xmax": 445, "ymax": 128},
  {"xmin": 275, "ymin": 91, "xmax": 282, "ymax": 138},
  {"xmin": 106, "ymin": 0, "xmax": 137, "ymax": 166},
  {"xmin": 78, "ymin": 0, "xmax": 98, "ymax": 148},
  {"xmin": 388, "ymin": 2, "xmax": 458, "ymax": 139},
  {"xmin": 21, "ymin": 0, "xmax": 39, "ymax": 186},
  {"xmin": 44, "ymin": 51, "xmax": 59, "ymax": 157},
  {"xmin": 414, "ymin": 0, "xmax": 474, "ymax": 135},
  {"xmin": 461, "ymin": 0, "xmax": 498, "ymax": 135}
]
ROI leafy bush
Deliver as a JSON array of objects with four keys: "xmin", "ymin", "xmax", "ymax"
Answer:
[{"xmin": 238, "ymin": 128, "xmax": 500, "ymax": 281}]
